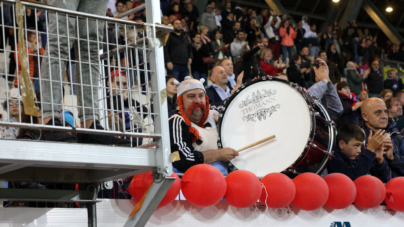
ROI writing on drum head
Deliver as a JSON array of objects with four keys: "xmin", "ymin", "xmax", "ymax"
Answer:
[{"xmin": 239, "ymin": 89, "xmax": 281, "ymax": 122}]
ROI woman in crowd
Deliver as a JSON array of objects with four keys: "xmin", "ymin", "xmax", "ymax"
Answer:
[
  {"xmin": 210, "ymin": 28, "xmax": 229, "ymax": 63},
  {"xmin": 245, "ymin": 17, "xmax": 261, "ymax": 44},
  {"xmin": 260, "ymin": 48, "xmax": 286, "ymax": 76},
  {"xmin": 199, "ymin": 25, "xmax": 211, "ymax": 46},
  {"xmin": 166, "ymin": 75, "xmax": 178, "ymax": 118},
  {"xmin": 380, "ymin": 89, "xmax": 393, "ymax": 101},
  {"xmin": 190, "ymin": 32, "xmax": 210, "ymax": 86},
  {"xmin": 279, "ymin": 19, "xmax": 296, "ymax": 64},
  {"xmin": 326, "ymin": 43, "xmax": 340, "ymax": 67}
]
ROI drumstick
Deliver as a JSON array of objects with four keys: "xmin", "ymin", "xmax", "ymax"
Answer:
[{"xmin": 236, "ymin": 135, "xmax": 276, "ymax": 152}]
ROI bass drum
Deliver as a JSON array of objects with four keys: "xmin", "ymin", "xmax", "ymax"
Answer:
[{"xmin": 217, "ymin": 76, "xmax": 335, "ymax": 177}]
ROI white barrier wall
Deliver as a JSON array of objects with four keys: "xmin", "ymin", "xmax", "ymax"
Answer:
[{"xmin": 1, "ymin": 200, "xmax": 403, "ymax": 226}]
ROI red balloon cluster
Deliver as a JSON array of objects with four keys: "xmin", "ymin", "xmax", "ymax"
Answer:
[
  {"xmin": 128, "ymin": 171, "xmax": 181, "ymax": 208},
  {"xmin": 354, "ymin": 175, "xmax": 386, "ymax": 209}
]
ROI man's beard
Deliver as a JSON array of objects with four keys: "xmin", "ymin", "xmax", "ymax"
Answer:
[
  {"xmin": 174, "ymin": 28, "xmax": 182, "ymax": 33},
  {"xmin": 186, "ymin": 103, "xmax": 207, "ymax": 120}
]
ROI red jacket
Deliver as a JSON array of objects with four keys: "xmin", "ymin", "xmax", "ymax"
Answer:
[
  {"xmin": 279, "ymin": 27, "xmax": 297, "ymax": 47},
  {"xmin": 260, "ymin": 60, "xmax": 283, "ymax": 76}
]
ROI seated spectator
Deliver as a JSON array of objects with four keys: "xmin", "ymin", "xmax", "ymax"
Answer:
[
  {"xmin": 300, "ymin": 46, "xmax": 315, "ymax": 87},
  {"xmin": 380, "ymin": 89, "xmax": 393, "ymax": 102},
  {"xmin": 386, "ymin": 97, "xmax": 403, "ymax": 122},
  {"xmin": 217, "ymin": 58, "xmax": 243, "ymax": 88},
  {"xmin": 230, "ymin": 30, "xmax": 249, "ymax": 60},
  {"xmin": 388, "ymin": 44, "xmax": 400, "ymax": 61},
  {"xmin": 190, "ymin": 33, "xmax": 210, "ymax": 86},
  {"xmin": 199, "ymin": 5, "xmax": 217, "ymax": 37},
  {"xmin": 318, "ymin": 50, "xmax": 341, "ymax": 84},
  {"xmin": 166, "ymin": 76, "xmax": 178, "ymax": 118},
  {"xmin": 210, "ymin": 29, "xmax": 229, "ymax": 63},
  {"xmin": 367, "ymin": 60, "xmax": 383, "ymax": 98},
  {"xmin": 361, "ymin": 39, "xmax": 379, "ymax": 66},
  {"xmin": 260, "ymin": 48, "xmax": 285, "ymax": 76},
  {"xmin": 279, "ymin": 20, "xmax": 296, "ymax": 64},
  {"xmin": 336, "ymin": 81, "xmax": 362, "ymax": 127},
  {"xmin": 13, "ymin": 31, "xmax": 45, "ymax": 90},
  {"xmin": 346, "ymin": 61, "xmax": 369, "ymax": 96},
  {"xmin": 326, "ymin": 43, "xmax": 341, "ymax": 67},
  {"xmin": 206, "ymin": 66, "xmax": 232, "ymax": 110},
  {"xmin": 384, "ymin": 69, "xmax": 404, "ymax": 95},
  {"xmin": 263, "ymin": 10, "xmax": 281, "ymax": 61},
  {"xmin": 327, "ymin": 123, "xmax": 391, "ymax": 182},
  {"xmin": 287, "ymin": 54, "xmax": 306, "ymax": 88},
  {"xmin": 357, "ymin": 98, "xmax": 404, "ymax": 177},
  {"xmin": 359, "ymin": 90, "xmax": 369, "ymax": 101},
  {"xmin": 241, "ymin": 42, "xmax": 266, "ymax": 83},
  {"xmin": 0, "ymin": 94, "xmax": 24, "ymax": 139}
]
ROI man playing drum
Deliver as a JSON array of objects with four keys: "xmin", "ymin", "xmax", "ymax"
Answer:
[{"xmin": 169, "ymin": 77, "xmax": 238, "ymax": 175}]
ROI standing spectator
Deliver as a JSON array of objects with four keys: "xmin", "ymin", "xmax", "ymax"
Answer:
[
  {"xmin": 384, "ymin": 69, "xmax": 404, "ymax": 95},
  {"xmin": 241, "ymin": 42, "xmax": 265, "ymax": 83},
  {"xmin": 256, "ymin": 9, "xmax": 269, "ymax": 35},
  {"xmin": 245, "ymin": 17, "xmax": 261, "ymax": 44},
  {"xmin": 113, "ymin": 1, "xmax": 125, "ymax": 17},
  {"xmin": 362, "ymin": 28, "xmax": 373, "ymax": 40},
  {"xmin": 264, "ymin": 10, "xmax": 281, "ymax": 61},
  {"xmin": 190, "ymin": 33, "xmax": 210, "ymax": 86},
  {"xmin": 357, "ymin": 38, "xmax": 366, "ymax": 63},
  {"xmin": 325, "ymin": 31, "xmax": 342, "ymax": 56},
  {"xmin": 181, "ymin": 0, "xmax": 199, "ymax": 21},
  {"xmin": 164, "ymin": 19, "xmax": 193, "ymax": 82},
  {"xmin": 320, "ymin": 26, "xmax": 333, "ymax": 50},
  {"xmin": 398, "ymin": 43, "xmax": 404, "ymax": 62},
  {"xmin": 221, "ymin": 2, "xmax": 232, "ymax": 24},
  {"xmin": 210, "ymin": 29, "xmax": 229, "ymax": 63},
  {"xmin": 388, "ymin": 44, "xmax": 400, "ymax": 61},
  {"xmin": 199, "ymin": 5, "xmax": 217, "ymax": 37},
  {"xmin": 346, "ymin": 61, "xmax": 369, "ymax": 96},
  {"xmin": 182, "ymin": 4, "xmax": 197, "ymax": 32},
  {"xmin": 221, "ymin": 11, "xmax": 234, "ymax": 41},
  {"xmin": 336, "ymin": 81, "xmax": 362, "ymax": 127},
  {"xmin": 294, "ymin": 20, "xmax": 305, "ymax": 55},
  {"xmin": 166, "ymin": 75, "xmax": 178, "ymax": 118},
  {"xmin": 230, "ymin": 30, "xmax": 249, "ymax": 60},
  {"xmin": 199, "ymin": 25, "xmax": 211, "ymax": 46},
  {"xmin": 168, "ymin": 3, "xmax": 181, "ymax": 20},
  {"xmin": 287, "ymin": 54, "xmax": 306, "ymax": 88},
  {"xmin": 279, "ymin": 20, "xmax": 296, "ymax": 64},
  {"xmin": 380, "ymin": 89, "xmax": 393, "ymax": 102},
  {"xmin": 386, "ymin": 39, "xmax": 393, "ymax": 54},
  {"xmin": 326, "ymin": 43, "xmax": 341, "ymax": 68},
  {"xmin": 214, "ymin": 7, "xmax": 222, "ymax": 30},
  {"xmin": 362, "ymin": 38, "xmax": 379, "ymax": 66},
  {"xmin": 300, "ymin": 47, "xmax": 315, "ymax": 87},
  {"xmin": 224, "ymin": 21, "xmax": 241, "ymax": 45},
  {"xmin": 366, "ymin": 60, "xmax": 383, "ymax": 98},
  {"xmin": 260, "ymin": 48, "xmax": 285, "ymax": 76},
  {"xmin": 318, "ymin": 50, "xmax": 341, "ymax": 84},
  {"xmin": 234, "ymin": 5, "xmax": 248, "ymax": 30},
  {"xmin": 303, "ymin": 22, "xmax": 320, "ymax": 58}
]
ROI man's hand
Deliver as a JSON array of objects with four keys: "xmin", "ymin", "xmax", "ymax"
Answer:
[
  {"xmin": 300, "ymin": 68, "xmax": 306, "ymax": 74},
  {"xmin": 383, "ymin": 136, "xmax": 395, "ymax": 161},
  {"xmin": 225, "ymin": 43, "xmax": 230, "ymax": 49},
  {"xmin": 236, "ymin": 71, "xmax": 244, "ymax": 86},
  {"xmin": 352, "ymin": 101, "xmax": 362, "ymax": 111},
  {"xmin": 375, "ymin": 143, "xmax": 385, "ymax": 164},
  {"xmin": 217, "ymin": 148, "xmax": 239, "ymax": 162},
  {"xmin": 167, "ymin": 62, "xmax": 173, "ymax": 71},
  {"xmin": 367, "ymin": 130, "xmax": 385, "ymax": 153},
  {"xmin": 363, "ymin": 68, "xmax": 371, "ymax": 78},
  {"xmin": 188, "ymin": 58, "xmax": 192, "ymax": 65},
  {"xmin": 313, "ymin": 58, "xmax": 330, "ymax": 83},
  {"xmin": 280, "ymin": 62, "xmax": 287, "ymax": 68}
]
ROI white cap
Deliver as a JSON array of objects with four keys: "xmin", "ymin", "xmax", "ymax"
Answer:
[{"xmin": 175, "ymin": 76, "xmax": 205, "ymax": 97}]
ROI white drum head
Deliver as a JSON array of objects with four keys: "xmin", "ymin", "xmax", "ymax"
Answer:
[{"xmin": 218, "ymin": 80, "xmax": 312, "ymax": 177}]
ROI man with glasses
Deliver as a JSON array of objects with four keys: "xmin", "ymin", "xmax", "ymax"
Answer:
[{"xmin": 367, "ymin": 60, "xmax": 384, "ymax": 98}]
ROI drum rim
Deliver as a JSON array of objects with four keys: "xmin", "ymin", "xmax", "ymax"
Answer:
[{"xmin": 217, "ymin": 76, "xmax": 331, "ymax": 175}]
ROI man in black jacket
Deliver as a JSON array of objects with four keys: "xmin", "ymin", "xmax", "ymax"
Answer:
[
  {"xmin": 241, "ymin": 42, "xmax": 265, "ymax": 83},
  {"xmin": 367, "ymin": 60, "xmax": 384, "ymax": 98},
  {"xmin": 164, "ymin": 19, "xmax": 193, "ymax": 82},
  {"xmin": 384, "ymin": 69, "xmax": 404, "ymax": 95}
]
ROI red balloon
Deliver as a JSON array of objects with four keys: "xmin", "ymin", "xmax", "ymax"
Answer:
[
  {"xmin": 324, "ymin": 173, "xmax": 356, "ymax": 209},
  {"xmin": 354, "ymin": 175, "xmax": 386, "ymax": 209},
  {"xmin": 292, "ymin": 173, "xmax": 329, "ymax": 211},
  {"xmin": 224, "ymin": 170, "xmax": 262, "ymax": 208},
  {"xmin": 260, "ymin": 173, "xmax": 296, "ymax": 208},
  {"xmin": 385, "ymin": 177, "xmax": 404, "ymax": 211},
  {"xmin": 128, "ymin": 171, "xmax": 181, "ymax": 208},
  {"xmin": 181, "ymin": 164, "xmax": 226, "ymax": 207}
]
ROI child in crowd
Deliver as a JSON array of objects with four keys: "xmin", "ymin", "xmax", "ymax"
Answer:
[{"xmin": 328, "ymin": 123, "xmax": 391, "ymax": 183}]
